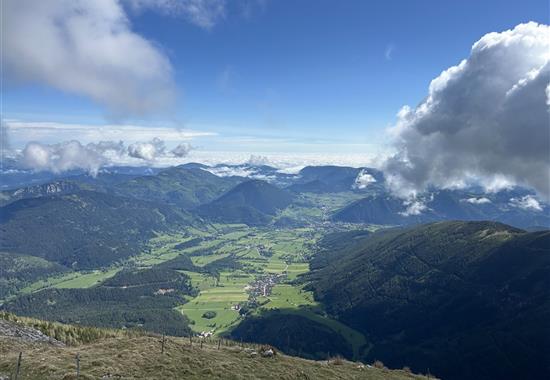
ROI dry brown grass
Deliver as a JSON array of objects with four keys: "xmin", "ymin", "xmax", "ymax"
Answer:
[
  {"xmin": 0, "ymin": 314, "xmax": 432, "ymax": 379},
  {"xmin": 0, "ymin": 335, "xmax": 431, "ymax": 380},
  {"xmin": 328, "ymin": 355, "xmax": 345, "ymax": 365}
]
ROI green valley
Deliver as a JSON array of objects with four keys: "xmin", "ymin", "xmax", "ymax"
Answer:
[{"xmin": 1, "ymin": 165, "xmax": 548, "ymax": 380}]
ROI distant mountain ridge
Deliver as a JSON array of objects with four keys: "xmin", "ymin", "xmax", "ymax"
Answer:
[
  {"xmin": 1, "ymin": 163, "xmax": 548, "ymax": 229},
  {"xmin": 113, "ymin": 166, "xmax": 244, "ymax": 209},
  {"xmin": 0, "ymin": 190, "xmax": 193, "ymax": 268},
  {"xmin": 196, "ymin": 179, "xmax": 294, "ymax": 225},
  {"xmin": 332, "ymin": 188, "xmax": 550, "ymax": 228},
  {"xmin": 289, "ymin": 165, "xmax": 384, "ymax": 193}
]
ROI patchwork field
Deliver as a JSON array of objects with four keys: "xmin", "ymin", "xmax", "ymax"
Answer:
[
  {"xmin": 8, "ymin": 219, "xmax": 368, "ymax": 350},
  {"xmin": 167, "ymin": 226, "xmax": 322, "ymax": 335}
]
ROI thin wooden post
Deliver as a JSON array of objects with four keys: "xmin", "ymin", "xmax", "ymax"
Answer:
[
  {"xmin": 200, "ymin": 339, "xmax": 203, "ymax": 349},
  {"xmin": 76, "ymin": 353, "xmax": 80, "ymax": 378},
  {"xmin": 161, "ymin": 333, "xmax": 166, "ymax": 354},
  {"xmin": 217, "ymin": 339, "xmax": 221, "ymax": 350},
  {"xmin": 14, "ymin": 352, "xmax": 22, "ymax": 380},
  {"xmin": 189, "ymin": 335, "xmax": 192, "ymax": 347}
]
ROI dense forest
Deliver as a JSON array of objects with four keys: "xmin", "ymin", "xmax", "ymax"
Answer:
[{"xmin": 4, "ymin": 267, "xmax": 197, "ymax": 336}]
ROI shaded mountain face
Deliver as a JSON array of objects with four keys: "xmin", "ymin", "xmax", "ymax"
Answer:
[
  {"xmin": 0, "ymin": 190, "xmax": 193, "ymax": 269},
  {"xmin": 332, "ymin": 195, "xmax": 415, "ymax": 225},
  {"xmin": 332, "ymin": 188, "xmax": 550, "ymax": 229},
  {"xmin": 113, "ymin": 167, "xmax": 244, "ymax": 209},
  {"xmin": 229, "ymin": 311, "xmax": 353, "ymax": 360},
  {"xmin": 289, "ymin": 166, "xmax": 384, "ymax": 193},
  {"xmin": 306, "ymin": 221, "xmax": 550, "ymax": 380},
  {"xmin": 196, "ymin": 179, "xmax": 294, "ymax": 225}
]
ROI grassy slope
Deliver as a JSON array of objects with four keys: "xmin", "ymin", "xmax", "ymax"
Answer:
[
  {"xmin": 0, "ymin": 337, "xmax": 430, "ymax": 380},
  {"xmin": 0, "ymin": 331, "xmax": 427, "ymax": 380},
  {"xmin": 0, "ymin": 312, "xmax": 426, "ymax": 380}
]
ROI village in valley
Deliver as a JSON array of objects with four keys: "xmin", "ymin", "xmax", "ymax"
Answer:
[{"xmin": 164, "ymin": 225, "xmax": 319, "ymax": 338}]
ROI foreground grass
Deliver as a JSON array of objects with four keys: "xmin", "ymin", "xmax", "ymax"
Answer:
[
  {"xmin": 0, "ymin": 334, "xmax": 428, "ymax": 380},
  {"xmin": 0, "ymin": 312, "xmax": 432, "ymax": 379}
]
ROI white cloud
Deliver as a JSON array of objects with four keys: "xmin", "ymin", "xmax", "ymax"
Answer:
[
  {"xmin": 247, "ymin": 154, "xmax": 271, "ymax": 166},
  {"xmin": 171, "ymin": 143, "xmax": 193, "ymax": 157},
  {"xmin": 18, "ymin": 137, "xmax": 196, "ymax": 173},
  {"xmin": 2, "ymin": 0, "xmax": 175, "ymax": 116},
  {"xmin": 276, "ymin": 166, "xmax": 304, "ymax": 175},
  {"xmin": 21, "ymin": 141, "xmax": 105, "ymax": 176},
  {"xmin": 399, "ymin": 199, "xmax": 428, "ymax": 217},
  {"xmin": 510, "ymin": 195, "xmax": 543, "ymax": 212},
  {"xmin": 127, "ymin": 138, "xmax": 166, "ymax": 161},
  {"xmin": 184, "ymin": 151, "xmax": 379, "ymax": 170},
  {"xmin": 384, "ymin": 22, "xmax": 550, "ymax": 200},
  {"xmin": 126, "ymin": 0, "xmax": 226, "ymax": 29},
  {"xmin": 353, "ymin": 169, "xmax": 377, "ymax": 189},
  {"xmin": 463, "ymin": 197, "xmax": 492, "ymax": 205},
  {"xmin": 205, "ymin": 166, "xmax": 256, "ymax": 178}
]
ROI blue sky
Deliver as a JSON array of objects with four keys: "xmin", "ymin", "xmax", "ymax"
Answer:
[{"xmin": 3, "ymin": 0, "xmax": 547, "ymax": 156}]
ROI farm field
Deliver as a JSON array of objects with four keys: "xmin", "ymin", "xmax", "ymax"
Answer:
[
  {"xmin": 8, "ymin": 220, "xmax": 365, "ymax": 346},
  {"xmin": 170, "ymin": 226, "xmax": 322, "ymax": 335},
  {"xmin": 12, "ymin": 223, "xmax": 326, "ymax": 336},
  {"xmin": 19, "ymin": 268, "xmax": 121, "ymax": 294}
]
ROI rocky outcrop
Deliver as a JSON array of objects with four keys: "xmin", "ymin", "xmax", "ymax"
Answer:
[{"xmin": 0, "ymin": 319, "xmax": 63, "ymax": 346}]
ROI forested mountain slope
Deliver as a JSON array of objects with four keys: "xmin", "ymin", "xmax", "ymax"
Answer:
[
  {"xmin": 197, "ymin": 179, "xmax": 294, "ymax": 225},
  {"xmin": 306, "ymin": 221, "xmax": 550, "ymax": 380},
  {"xmin": 0, "ymin": 190, "xmax": 193, "ymax": 268},
  {"xmin": 114, "ymin": 167, "xmax": 244, "ymax": 209}
]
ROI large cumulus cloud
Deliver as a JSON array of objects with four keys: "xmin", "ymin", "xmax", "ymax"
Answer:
[
  {"xmin": 1, "ymin": 0, "xmax": 175, "ymax": 116},
  {"xmin": 127, "ymin": 138, "xmax": 166, "ymax": 161},
  {"xmin": 22, "ymin": 141, "xmax": 106, "ymax": 176},
  {"xmin": 384, "ymin": 22, "xmax": 550, "ymax": 200}
]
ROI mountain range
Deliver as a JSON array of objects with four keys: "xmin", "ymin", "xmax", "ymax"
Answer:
[
  {"xmin": 0, "ymin": 163, "xmax": 548, "ymax": 379},
  {"xmin": 2, "ymin": 163, "xmax": 547, "ymax": 229}
]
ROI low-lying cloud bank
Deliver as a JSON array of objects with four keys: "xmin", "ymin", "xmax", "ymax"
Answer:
[
  {"xmin": 384, "ymin": 22, "xmax": 550, "ymax": 200},
  {"xmin": 18, "ymin": 138, "xmax": 194, "ymax": 176}
]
